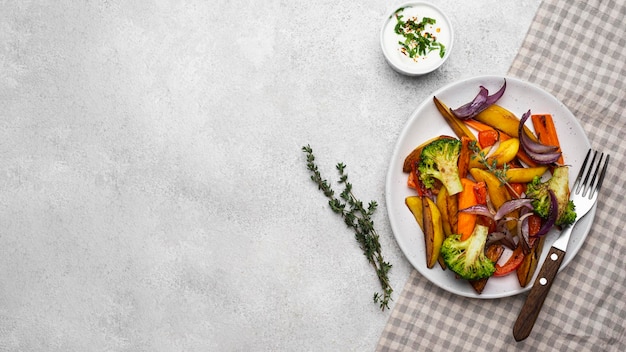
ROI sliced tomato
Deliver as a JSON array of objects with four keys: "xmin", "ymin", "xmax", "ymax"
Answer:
[
  {"xmin": 494, "ymin": 246, "xmax": 525, "ymax": 277},
  {"xmin": 473, "ymin": 181, "xmax": 488, "ymax": 205},
  {"xmin": 528, "ymin": 214, "xmax": 542, "ymax": 236},
  {"xmin": 478, "ymin": 130, "xmax": 499, "ymax": 148},
  {"xmin": 507, "ymin": 183, "xmax": 526, "ymax": 198},
  {"xmin": 407, "ymin": 168, "xmax": 419, "ymax": 190}
]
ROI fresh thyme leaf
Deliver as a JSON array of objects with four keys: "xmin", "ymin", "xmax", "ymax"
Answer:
[
  {"xmin": 468, "ymin": 140, "xmax": 521, "ymax": 198},
  {"xmin": 302, "ymin": 145, "xmax": 393, "ymax": 311}
]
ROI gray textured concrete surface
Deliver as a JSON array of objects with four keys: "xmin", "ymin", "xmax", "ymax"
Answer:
[{"xmin": 0, "ymin": 1, "xmax": 541, "ymax": 350}]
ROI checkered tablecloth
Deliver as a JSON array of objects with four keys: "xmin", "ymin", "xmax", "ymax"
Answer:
[{"xmin": 377, "ymin": 0, "xmax": 625, "ymax": 350}]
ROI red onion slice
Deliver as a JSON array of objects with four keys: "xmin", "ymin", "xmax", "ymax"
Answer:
[
  {"xmin": 518, "ymin": 110, "xmax": 562, "ymax": 164},
  {"xmin": 520, "ymin": 132, "xmax": 559, "ymax": 154},
  {"xmin": 484, "ymin": 79, "xmax": 507, "ymax": 106},
  {"xmin": 459, "ymin": 204, "xmax": 495, "ymax": 219},
  {"xmin": 494, "ymin": 198, "xmax": 534, "ymax": 221},
  {"xmin": 450, "ymin": 86, "xmax": 488, "ymax": 119},
  {"xmin": 518, "ymin": 111, "xmax": 559, "ymax": 153},
  {"xmin": 485, "ymin": 232, "xmax": 506, "ymax": 247},
  {"xmin": 450, "ymin": 80, "xmax": 507, "ymax": 120},
  {"xmin": 486, "ymin": 231, "xmax": 516, "ymax": 249},
  {"xmin": 525, "ymin": 150, "xmax": 562, "ymax": 164},
  {"xmin": 517, "ymin": 212, "xmax": 534, "ymax": 254}
]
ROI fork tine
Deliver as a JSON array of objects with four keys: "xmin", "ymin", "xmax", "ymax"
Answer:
[
  {"xmin": 586, "ymin": 152, "xmax": 604, "ymax": 198},
  {"xmin": 574, "ymin": 149, "xmax": 592, "ymax": 193},
  {"xmin": 578, "ymin": 150, "xmax": 610, "ymax": 199},
  {"xmin": 581, "ymin": 150, "xmax": 600, "ymax": 197},
  {"xmin": 592, "ymin": 154, "xmax": 610, "ymax": 198}
]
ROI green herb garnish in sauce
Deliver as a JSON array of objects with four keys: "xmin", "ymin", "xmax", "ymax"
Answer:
[{"xmin": 394, "ymin": 8, "xmax": 446, "ymax": 59}]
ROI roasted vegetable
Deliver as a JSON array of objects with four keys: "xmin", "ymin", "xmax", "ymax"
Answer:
[
  {"xmin": 457, "ymin": 136, "xmax": 472, "ymax": 179},
  {"xmin": 433, "ymin": 96, "xmax": 476, "ymax": 141},
  {"xmin": 474, "ymin": 104, "xmax": 537, "ymax": 142},
  {"xmin": 506, "ymin": 166, "xmax": 549, "ymax": 183},
  {"xmin": 436, "ymin": 186, "xmax": 458, "ymax": 236},
  {"xmin": 469, "ymin": 168, "xmax": 511, "ymax": 210},
  {"xmin": 477, "ymin": 129, "xmax": 509, "ymax": 149},
  {"xmin": 526, "ymin": 166, "xmax": 576, "ymax": 226},
  {"xmin": 469, "ymin": 244, "xmax": 504, "ymax": 293},
  {"xmin": 422, "ymin": 197, "xmax": 445, "ymax": 269},
  {"xmin": 450, "ymin": 80, "xmax": 506, "ymax": 120},
  {"xmin": 403, "ymin": 135, "xmax": 456, "ymax": 173},
  {"xmin": 457, "ymin": 178, "xmax": 478, "ymax": 240},
  {"xmin": 406, "ymin": 196, "xmax": 445, "ymax": 269},
  {"xmin": 518, "ymin": 110, "xmax": 562, "ymax": 164},
  {"xmin": 418, "ymin": 138, "xmax": 463, "ymax": 195},
  {"xmin": 493, "ymin": 245, "xmax": 525, "ymax": 276},
  {"xmin": 405, "ymin": 196, "xmax": 424, "ymax": 230},
  {"xmin": 531, "ymin": 114, "xmax": 564, "ymax": 165},
  {"xmin": 441, "ymin": 224, "xmax": 495, "ymax": 280},
  {"xmin": 517, "ymin": 214, "xmax": 544, "ymax": 287},
  {"xmin": 468, "ymin": 138, "xmax": 520, "ymax": 169}
]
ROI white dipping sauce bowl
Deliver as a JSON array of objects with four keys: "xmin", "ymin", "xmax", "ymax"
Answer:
[{"xmin": 381, "ymin": 2, "xmax": 453, "ymax": 76}]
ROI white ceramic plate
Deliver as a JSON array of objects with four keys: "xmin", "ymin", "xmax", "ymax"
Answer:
[{"xmin": 386, "ymin": 76, "xmax": 594, "ymax": 298}]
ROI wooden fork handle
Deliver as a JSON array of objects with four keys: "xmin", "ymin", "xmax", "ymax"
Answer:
[{"xmin": 513, "ymin": 246, "xmax": 565, "ymax": 341}]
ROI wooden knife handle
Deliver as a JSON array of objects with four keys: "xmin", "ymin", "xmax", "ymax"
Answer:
[{"xmin": 513, "ymin": 246, "xmax": 565, "ymax": 341}]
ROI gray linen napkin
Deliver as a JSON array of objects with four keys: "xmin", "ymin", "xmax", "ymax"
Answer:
[{"xmin": 377, "ymin": 0, "xmax": 625, "ymax": 350}]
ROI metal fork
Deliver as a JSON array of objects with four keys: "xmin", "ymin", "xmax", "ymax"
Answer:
[{"xmin": 513, "ymin": 149, "xmax": 610, "ymax": 341}]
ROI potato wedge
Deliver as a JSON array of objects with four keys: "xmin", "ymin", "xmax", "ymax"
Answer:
[
  {"xmin": 474, "ymin": 105, "xmax": 537, "ymax": 141},
  {"xmin": 457, "ymin": 136, "xmax": 472, "ymax": 179},
  {"xmin": 447, "ymin": 191, "xmax": 458, "ymax": 234},
  {"xmin": 433, "ymin": 96, "xmax": 476, "ymax": 141},
  {"xmin": 406, "ymin": 196, "xmax": 445, "ymax": 269},
  {"xmin": 506, "ymin": 166, "xmax": 549, "ymax": 183},
  {"xmin": 403, "ymin": 135, "xmax": 456, "ymax": 173},
  {"xmin": 436, "ymin": 187, "xmax": 455, "ymax": 237},
  {"xmin": 517, "ymin": 236, "xmax": 545, "ymax": 287},
  {"xmin": 468, "ymin": 138, "xmax": 520, "ymax": 169},
  {"xmin": 405, "ymin": 196, "xmax": 424, "ymax": 230},
  {"xmin": 422, "ymin": 197, "xmax": 445, "ymax": 269}
]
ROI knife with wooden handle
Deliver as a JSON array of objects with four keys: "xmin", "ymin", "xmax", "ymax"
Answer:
[{"xmin": 512, "ymin": 246, "xmax": 565, "ymax": 341}]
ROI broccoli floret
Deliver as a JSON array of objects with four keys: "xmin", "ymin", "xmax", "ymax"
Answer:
[
  {"xmin": 558, "ymin": 200, "xmax": 577, "ymax": 225},
  {"xmin": 526, "ymin": 166, "xmax": 576, "ymax": 226},
  {"xmin": 441, "ymin": 224, "xmax": 495, "ymax": 280},
  {"xmin": 418, "ymin": 138, "xmax": 463, "ymax": 195},
  {"xmin": 527, "ymin": 178, "xmax": 550, "ymax": 218}
]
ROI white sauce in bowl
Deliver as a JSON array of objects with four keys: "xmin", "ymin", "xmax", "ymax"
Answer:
[{"xmin": 381, "ymin": 2, "xmax": 453, "ymax": 76}]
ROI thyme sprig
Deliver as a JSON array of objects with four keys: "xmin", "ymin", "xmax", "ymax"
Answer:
[
  {"xmin": 468, "ymin": 140, "xmax": 521, "ymax": 198},
  {"xmin": 302, "ymin": 145, "xmax": 393, "ymax": 311}
]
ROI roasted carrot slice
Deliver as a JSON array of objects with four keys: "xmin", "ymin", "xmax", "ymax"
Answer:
[
  {"xmin": 464, "ymin": 119, "xmax": 496, "ymax": 132},
  {"xmin": 457, "ymin": 178, "xmax": 478, "ymax": 241},
  {"xmin": 516, "ymin": 149, "xmax": 539, "ymax": 167},
  {"xmin": 531, "ymin": 114, "xmax": 564, "ymax": 164}
]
